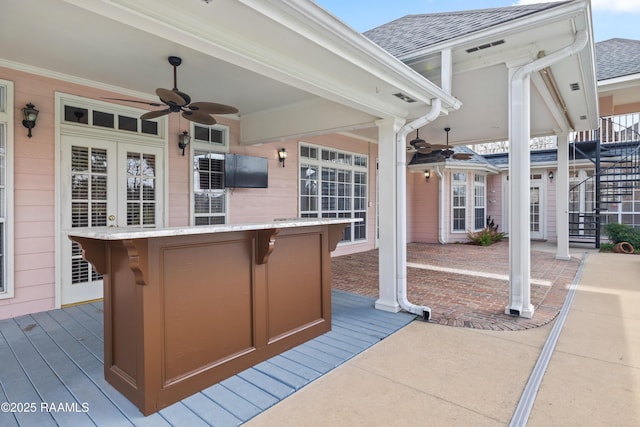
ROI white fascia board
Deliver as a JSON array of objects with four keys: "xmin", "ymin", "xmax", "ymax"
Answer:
[
  {"xmin": 598, "ymin": 73, "xmax": 640, "ymax": 92},
  {"xmin": 265, "ymin": 0, "xmax": 461, "ymax": 110}
]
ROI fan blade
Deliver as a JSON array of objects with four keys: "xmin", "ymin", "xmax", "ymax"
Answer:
[
  {"xmin": 429, "ymin": 144, "xmax": 448, "ymax": 150},
  {"xmin": 102, "ymin": 97, "xmax": 164, "ymax": 107},
  {"xmin": 156, "ymin": 88, "xmax": 188, "ymax": 106},
  {"xmin": 140, "ymin": 109, "xmax": 171, "ymax": 120},
  {"xmin": 182, "ymin": 110, "xmax": 217, "ymax": 125},
  {"xmin": 452, "ymin": 153, "xmax": 473, "ymax": 160},
  {"xmin": 188, "ymin": 102, "xmax": 239, "ymax": 115}
]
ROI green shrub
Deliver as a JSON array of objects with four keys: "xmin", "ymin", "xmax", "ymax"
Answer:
[
  {"xmin": 603, "ymin": 223, "xmax": 640, "ymax": 249},
  {"xmin": 467, "ymin": 217, "xmax": 507, "ymax": 246}
]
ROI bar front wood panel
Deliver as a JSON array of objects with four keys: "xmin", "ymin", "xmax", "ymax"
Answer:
[{"xmin": 70, "ymin": 223, "xmax": 343, "ymax": 415}]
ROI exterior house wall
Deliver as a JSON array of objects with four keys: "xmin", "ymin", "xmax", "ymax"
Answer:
[
  {"xmin": 407, "ymin": 170, "xmax": 439, "ymax": 243},
  {"xmin": 0, "ymin": 67, "xmax": 378, "ymax": 319}
]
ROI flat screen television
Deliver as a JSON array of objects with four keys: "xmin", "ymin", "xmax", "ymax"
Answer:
[{"xmin": 224, "ymin": 154, "xmax": 269, "ymax": 188}]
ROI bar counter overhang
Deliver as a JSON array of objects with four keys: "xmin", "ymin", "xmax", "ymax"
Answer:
[{"xmin": 68, "ymin": 218, "xmax": 356, "ymax": 415}]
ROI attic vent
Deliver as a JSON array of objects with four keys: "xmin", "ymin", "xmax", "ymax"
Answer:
[
  {"xmin": 465, "ymin": 39, "xmax": 505, "ymax": 53},
  {"xmin": 570, "ymin": 82, "xmax": 581, "ymax": 91},
  {"xmin": 393, "ymin": 93, "xmax": 417, "ymax": 103}
]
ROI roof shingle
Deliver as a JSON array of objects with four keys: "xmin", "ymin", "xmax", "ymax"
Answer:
[
  {"xmin": 595, "ymin": 38, "xmax": 640, "ymax": 80},
  {"xmin": 363, "ymin": 2, "xmax": 571, "ymax": 58}
]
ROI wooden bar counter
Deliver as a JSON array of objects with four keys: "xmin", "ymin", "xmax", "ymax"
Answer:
[{"xmin": 68, "ymin": 219, "xmax": 354, "ymax": 415}]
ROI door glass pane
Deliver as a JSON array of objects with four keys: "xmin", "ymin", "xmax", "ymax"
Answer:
[
  {"xmin": 530, "ymin": 187, "xmax": 540, "ymax": 232},
  {"xmin": 70, "ymin": 146, "xmax": 106, "ymax": 284},
  {"xmin": 126, "ymin": 152, "xmax": 156, "ymax": 227}
]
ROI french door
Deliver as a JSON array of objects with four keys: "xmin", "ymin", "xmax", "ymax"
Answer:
[{"xmin": 60, "ymin": 135, "xmax": 164, "ymax": 306}]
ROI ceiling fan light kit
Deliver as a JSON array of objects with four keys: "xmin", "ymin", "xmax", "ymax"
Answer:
[{"xmin": 106, "ymin": 56, "xmax": 238, "ymax": 126}]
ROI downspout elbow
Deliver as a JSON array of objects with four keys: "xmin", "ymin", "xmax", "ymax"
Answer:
[{"xmin": 513, "ymin": 30, "xmax": 588, "ymax": 82}]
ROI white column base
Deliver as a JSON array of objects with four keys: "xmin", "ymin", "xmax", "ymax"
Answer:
[
  {"xmin": 505, "ymin": 304, "xmax": 535, "ymax": 319},
  {"xmin": 375, "ymin": 299, "xmax": 401, "ymax": 313}
]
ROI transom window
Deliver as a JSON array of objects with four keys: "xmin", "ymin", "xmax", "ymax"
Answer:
[
  {"xmin": 299, "ymin": 143, "xmax": 368, "ymax": 243},
  {"xmin": 62, "ymin": 104, "xmax": 161, "ymax": 137}
]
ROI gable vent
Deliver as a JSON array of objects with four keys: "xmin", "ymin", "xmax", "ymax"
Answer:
[
  {"xmin": 465, "ymin": 39, "xmax": 505, "ymax": 54},
  {"xmin": 393, "ymin": 93, "xmax": 417, "ymax": 103},
  {"xmin": 570, "ymin": 82, "xmax": 581, "ymax": 91}
]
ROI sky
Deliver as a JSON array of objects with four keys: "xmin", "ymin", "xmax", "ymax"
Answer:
[{"xmin": 314, "ymin": 0, "xmax": 640, "ymax": 42}]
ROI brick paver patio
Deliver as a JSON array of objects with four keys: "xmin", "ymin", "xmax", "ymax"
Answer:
[{"xmin": 331, "ymin": 241, "xmax": 582, "ymax": 330}]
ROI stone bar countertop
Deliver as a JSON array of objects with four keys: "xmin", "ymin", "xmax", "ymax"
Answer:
[{"xmin": 67, "ymin": 218, "xmax": 360, "ymax": 240}]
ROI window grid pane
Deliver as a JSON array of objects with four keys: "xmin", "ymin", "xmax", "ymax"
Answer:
[
  {"xmin": 194, "ymin": 149, "xmax": 227, "ymax": 225},
  {"xmin": 299, "ymin": 145, "xmax": 367, "ymax": 243},
  {"xmin": 126, "ymin": 152, "xmax": 156, "ymax": 227}
]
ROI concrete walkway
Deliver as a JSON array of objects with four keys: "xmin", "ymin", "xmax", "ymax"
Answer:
[{"xmin": 245, "ymin": 250, "xmax": 640, "ymax": 426}]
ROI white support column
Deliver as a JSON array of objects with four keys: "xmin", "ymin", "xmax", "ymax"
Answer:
[
  {"xmin": 555, "ymin": 133, "xmax": 571, "ymax": 260},
  {"xmin": 506, "ymin": 67, "xmax": 535, "ymax": 319},
  {"xmin": 375, "ymin": 117, "xmax": 405, "ymax": 312}
]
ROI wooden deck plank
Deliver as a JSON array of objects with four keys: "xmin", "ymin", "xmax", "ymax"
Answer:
[
  {"xmin": 236, "ymin": 368, "xmax": 295, "ymax": 400},
  {"xmin": 0, "ymin": 290, "xmax": 415, "ymax": 426},
  {"xmin": 12, "ymin": 314, "xmax": 131, "ymax": 426},
  {"xmin": 259, "ymin": 355, "xmax": 322, "ymax": 383},
  {"xmin": 219, "ymin": 376, "xmax": 279, "ymax": 411},
  {"xmin": 158, "ymin": 402, "xmax": 210, "ymax": 427},
  {"xmin": 1, "ymin": 316, "xmax": 89, "ymax": 426},
  {"xmin": 201, "ymin": 383, "xmax": 263, "ymax": 422},
  {"xmin": 278, "ymin": 348, "xmax": 335, "ymax": 374},
  {"xmin": 29, "ymin": 311, "xmax": 170, "ymax": 427},
  {"xmin": 251, "ymin": 360, "xmax": 309, "ymax": 391},
  {"xmin": 180, "ymin": 393, "xmax": 242, "ymax": 427}
]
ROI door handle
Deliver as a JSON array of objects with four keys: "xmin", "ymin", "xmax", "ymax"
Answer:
[{"xmin": 108, "ymin": 215, "xmax": 116, "ymax": 221}]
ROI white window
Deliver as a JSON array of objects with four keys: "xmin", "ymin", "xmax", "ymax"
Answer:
[
  {"xmin": 0, "ymin": 81, "xmax": 14, "ymax": 299},
  {"xmin": 474, "ymin": 173, "xmax": 486, "ymax": 230},
  {"xmin": 452, "ymin": 172, "xmax": 466, "ymax": 231},
  {"xmin": 299, "ymin": 143, "xmax": 368, "ymax": 243},
  {"xmin": 192, "ymin": 124, "xmax": 229, "ymax": 225}
]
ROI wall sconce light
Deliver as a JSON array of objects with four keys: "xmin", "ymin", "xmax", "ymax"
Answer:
[
  {"xmin": 22, "ymin": 103, "xmax": 39, "ymax": 138},
  {"xmin": 178, "ymin": 131, "xmax": 191, "ymax": 156},
  {"xmin": 424, "ymin": 170, "xmax": 431, "ymax": 182},
  {"xmin": 548, "ymin": 171, "xmax": 554, "ymax": 181},
  {"xmin": 278, "ymin": 148, "xmax": 287, "ymax": 168}
]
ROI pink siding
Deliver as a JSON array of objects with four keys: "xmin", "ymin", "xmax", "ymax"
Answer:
[{"xmin": 407, "ymin": 171, "xmax": 440, "ymax": 243}]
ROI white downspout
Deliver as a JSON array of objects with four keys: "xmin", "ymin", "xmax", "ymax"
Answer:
[
  {"xmin": 507, "ymin": 29, "xmax": 588, "ymax": 318},
  {"xmin": 395, "ymin": 98, "xmax": 442, "ymax": 320},
  {"xmin": 393, "ymin": 49, "xmax": 455, "ymax": 320},
  {"xmin": 435, "ymin": 165, "xmax": 447, "ymax": 244}
]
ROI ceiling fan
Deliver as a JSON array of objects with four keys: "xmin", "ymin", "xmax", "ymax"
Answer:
[
  {"xmin": 407, "ymin": 127, "xmax": 473, "ymax": 160},
  {"xmin": 104, "ymin": 56, "xmax": 238, "ymax": 126},
  {"xmin": 407, "ymin": 129, "xmax": 447, "ymax": 154},
  {"xmin": 441, "ymin": 127, "xmax": 473, "ymax": 160}
]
